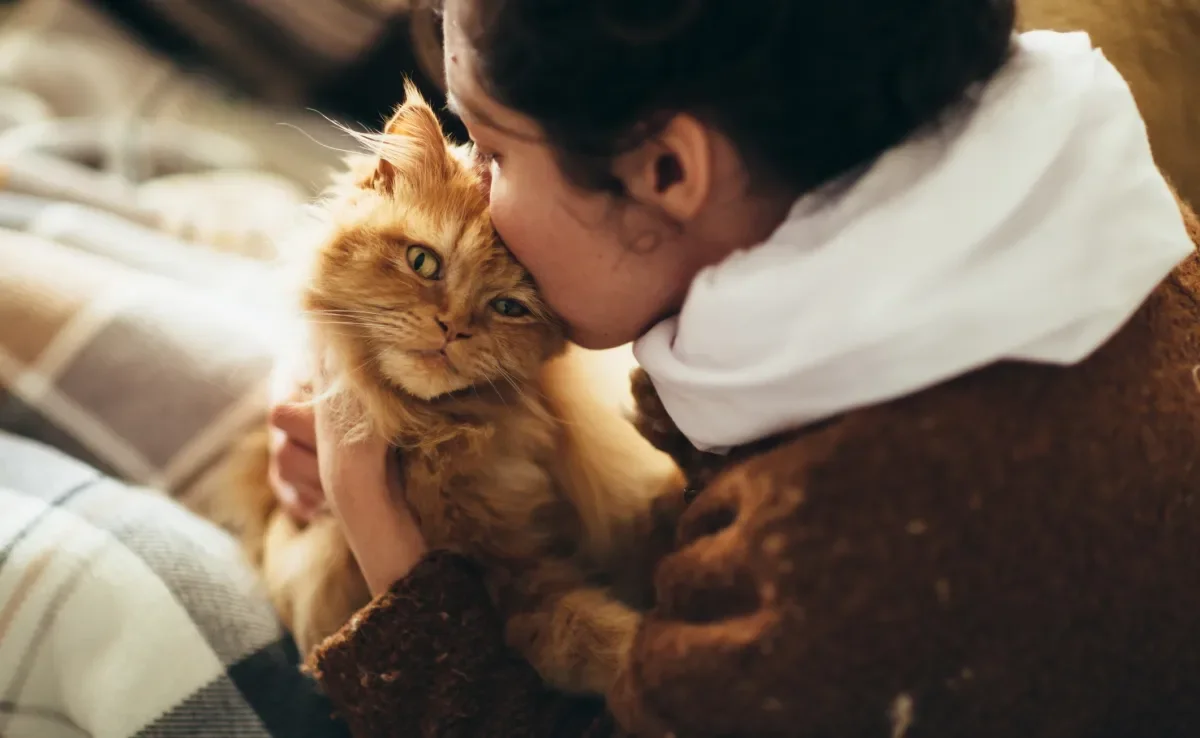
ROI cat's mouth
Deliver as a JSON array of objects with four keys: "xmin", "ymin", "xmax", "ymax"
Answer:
[{"xmin": 409, "ymin": 348, "xmax": 459, "ymax": 373}]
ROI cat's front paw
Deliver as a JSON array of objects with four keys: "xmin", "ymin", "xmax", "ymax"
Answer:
[
  {"xmin": 505, "ymin": 588, "xmax": 642, "ymax": 697},
  {"xmin": 629, "ymin": 369, "xmax": 675, "ymax": 448}
]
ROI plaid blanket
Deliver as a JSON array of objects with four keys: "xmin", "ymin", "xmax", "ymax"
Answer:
[
  {"xmin": 0, "ymin": 199, "xmax": 349, "ymax": 738},
  {"xmin": 0, "ymin": 431, "xmax": 350, "ymax": 738},
  {"xmin": 0, "ymin": 228, "xmax": 352, "ymax": 737},
  {"xmin": 0, "ymin": 5, "xmax": 368, "ymax": 732},
  {"xmin": 0, "ymin": 225, "xmax": 284, "ymax": 513}
]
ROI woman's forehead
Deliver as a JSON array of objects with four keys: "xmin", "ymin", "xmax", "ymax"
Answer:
[{"xmin": 442, "ymin": 16, "xmax": 541, "ymax": 142}]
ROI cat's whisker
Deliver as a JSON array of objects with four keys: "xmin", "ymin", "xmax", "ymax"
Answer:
[
  {"xmin": 481, "ymin": 375, "xmax": 507, "ymax": 405},
  {"xmin": 314, "ymin": 309, "xmax": 400, "ymax": 320},
  {"xmin": 304, "ymin": 318, "xmax": 368, "ymax": 325},
  {"xmin": 495, "ymin": 366, "xmax": 530, "ymax": 403},
  {"xmin": 349, "ymin": 356, "xmax": 377, "ymax": 380},
  {"xmin": 304, "ymin": 319, "xmax": 386, "ymax": 330},
  {"xmin": 316, "ymin": 306, "xmax": 392, "ymax": 314},
  {"xmin": 306, "ymin": 310, "xmax": 403, "ymax": 325},
  {"xmin": 279, "ymin": 120, "xmax": 365, "ymax": 159},
  {"xmin": 306, "ymin": 317, "xmax": 397, "ymax": 328},
  {"xmin": 313, "ymin": 312, "xmax": 428, "ymax": 337}
]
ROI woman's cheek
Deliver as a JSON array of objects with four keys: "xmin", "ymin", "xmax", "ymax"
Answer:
[
  {"xmin": 488, "ymin": 174, "xmax": 510, "ymax": 232},
  {"xmin": 489, "ymin": 179, "xmax": 527, "ymax": 256}
]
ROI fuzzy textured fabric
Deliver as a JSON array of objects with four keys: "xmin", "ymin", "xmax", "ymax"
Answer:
[{"xmin": 313, "ymin": 208, "xmax": 1200, "ymax": 737}]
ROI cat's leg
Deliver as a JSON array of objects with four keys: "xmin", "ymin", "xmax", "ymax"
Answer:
[
  {"xmin": 504, "ymin": 583, "xmax": 642, "ymax": 697},
  {"xmin": 210, "ymin": 428, "xmax": 370, "ymax": 654},
  {"xmin": 262, "ymin": 512, "xmax": 371, "ymax": 655},
  {"xmin": 607, "ymin": 476, "xmax": 690, "ymax": 610},
  {"xmin": 210, "ymin": 428, "xmax": 277, "ymax": 565}
]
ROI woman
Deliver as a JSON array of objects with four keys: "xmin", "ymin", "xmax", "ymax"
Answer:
[{"xmin": 270, "ymin": 0, "xmax": 1200, "ymax": 735}]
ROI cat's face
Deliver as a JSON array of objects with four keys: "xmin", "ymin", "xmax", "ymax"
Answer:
[{"xmin": 307, "ymin": 85, "xmax": 566, "ymax": 400}]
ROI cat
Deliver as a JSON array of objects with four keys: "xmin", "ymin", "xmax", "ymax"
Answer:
[{"xmin": 219, "ymin": 83, "xmax": 682, "ymax": 698}]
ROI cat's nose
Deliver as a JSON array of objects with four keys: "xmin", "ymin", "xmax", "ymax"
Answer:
[{"xmin": 436, "ymin": 317, "xmax": 472, "ymax": 342}]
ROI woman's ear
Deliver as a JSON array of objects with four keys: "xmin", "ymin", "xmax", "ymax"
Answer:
[{"xmin": 612, "ymin": 114, "xmax": 714, "ymax": 224}]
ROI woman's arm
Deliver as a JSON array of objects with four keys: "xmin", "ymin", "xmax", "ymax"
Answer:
[
  {"xmin": 305, "ymin": 362, "xmax": 616, "ymax": 738},
  {"xmin": 309, "ymin": 551, "xmax": 614, "ymax": 738}
]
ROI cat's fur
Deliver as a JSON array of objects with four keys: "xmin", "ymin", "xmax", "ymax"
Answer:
[{"xmin": 219, "ymin": 85, "xmax": 681, "ymax": 697}]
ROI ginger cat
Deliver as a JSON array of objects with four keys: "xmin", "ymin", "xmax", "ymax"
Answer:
[{"xmin": 220, "ymin": 85, "xmax": 680, "ymax": 698}]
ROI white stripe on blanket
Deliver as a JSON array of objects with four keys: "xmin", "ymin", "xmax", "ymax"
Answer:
[
  {"xmin": 0, "ymin": 486, "xmax": 226, "ymax": 737},
  {"xmin": 0, "ymin": 432, "xmax": 348, "ymax": 738}
]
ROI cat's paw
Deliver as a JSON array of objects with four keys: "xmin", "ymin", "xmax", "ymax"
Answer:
[
  {"xmin": 629, "ymin": 368, "xmax": 715, "ymax": 477},
  {"xmin": 505, "ymin": 588, "xmax": 642, "ymax": 697},
  {"xmin": 629, "ymin": 369, "xmax": 674, "ymax": 444}
]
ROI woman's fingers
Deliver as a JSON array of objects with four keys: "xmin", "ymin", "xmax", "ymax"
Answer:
[
  {"xmin": 267, "ymin": 430, "xmax": 325, "ymax": 521},
  {"xmin": 311, "ymin": 401, "xmax": 391, "ymax": 505},
  {"xmin": 310, "ymin": 365, "xmax": 428, "ymax": 595},
  {"xmin": 265, "ymin": 354, "xmax": 322, "ymax": 522},
  {"xmin": 269, "ymin": 400, "xmax": 317, "ymax": 451}
]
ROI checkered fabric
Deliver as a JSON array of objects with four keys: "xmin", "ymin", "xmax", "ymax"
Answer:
[
  {"xmin": 0, "ymin": 227, "xmax": 346, "ymax": 737},
  {"xmin": 0, "ymin": 5, "xmax": 364, "ymax": 730},
  {"xmin": 0, "ymin": 225, "xmax": 282, "ymax": 514},
  {"xmin": 0, "ymin": 431, "xmax": 350, "ymax": 738}
]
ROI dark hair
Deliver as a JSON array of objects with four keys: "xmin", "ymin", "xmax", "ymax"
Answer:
[{"xmin": 455, "ymin": 0, "xmax": 1016, "ymax": 197}]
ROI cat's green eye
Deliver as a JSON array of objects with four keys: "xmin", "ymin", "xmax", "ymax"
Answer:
[
  {"xmin": 406, "ymin": 245, "xmax": 441, "ymax": 280},
  {"xmin": 492, "ymin": 297, "xmax": 530, "ymax": 318}
]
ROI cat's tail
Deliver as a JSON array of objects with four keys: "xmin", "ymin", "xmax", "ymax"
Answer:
[
  {"xmin": 540, "ymin": 347, "xmax": 682, "ymax": 564},
  {"xmin": 213, "ymin": 425, "xmax": 370, "ymax": 655},
  {"xmin": 261, "ymin": 509, "xmax": 370, "ymax": 655},
  {"xmin": 211, "ymin": 428, "xmax": 278, "ymax": 567}
]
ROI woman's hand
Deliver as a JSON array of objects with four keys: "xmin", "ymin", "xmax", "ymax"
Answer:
[
  {"xmin": 266, "ymin": 358, "xmax": 325, "ymax": 523},
  {"xmin": 311, "ymin": 356, "xmax": 429, "ymax": 597}
]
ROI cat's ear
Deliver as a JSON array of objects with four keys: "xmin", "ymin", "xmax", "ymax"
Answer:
[{"xmin": 369, "ymin": 80, "xmax": 454, "ymax": 193}]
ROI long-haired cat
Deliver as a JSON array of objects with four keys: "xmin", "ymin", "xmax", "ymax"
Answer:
[{"xmin": 220, "ymin": 84, "xmax": 681, "ymax": 698}]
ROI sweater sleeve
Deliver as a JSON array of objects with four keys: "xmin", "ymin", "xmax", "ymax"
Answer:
[{"xmin": 309, "ymin": 551, "xmax": 616, "ymax": 738}]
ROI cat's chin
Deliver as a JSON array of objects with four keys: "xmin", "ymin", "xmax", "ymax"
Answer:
[{"xmin": 376, "ymin": 347, "xmax": 472, "ymax": 400}]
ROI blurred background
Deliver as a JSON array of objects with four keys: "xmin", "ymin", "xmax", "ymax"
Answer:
[{"xmin": 0, "ymin": 0, "xmax": 463, "ymax": 263}]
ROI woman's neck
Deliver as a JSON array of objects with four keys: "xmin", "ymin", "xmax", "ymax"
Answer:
[{"xmin": 687, "ymin": 178, "xmax": 797, "ymax": 274}]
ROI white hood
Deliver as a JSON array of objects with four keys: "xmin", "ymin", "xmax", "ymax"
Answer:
[{"xmin": 633, "ymin": 31, "xmax": 1194, "ymax": 454}]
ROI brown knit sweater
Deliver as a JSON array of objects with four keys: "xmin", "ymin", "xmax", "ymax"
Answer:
[{"xmin": 311, "ymin": 213, "xmax": 1200, "ymax": 738}]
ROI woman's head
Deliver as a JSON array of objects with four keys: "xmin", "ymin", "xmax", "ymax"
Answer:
[{"xmin": 441, "ymin": 0, "xmax": 1016, "ymax": 349}]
